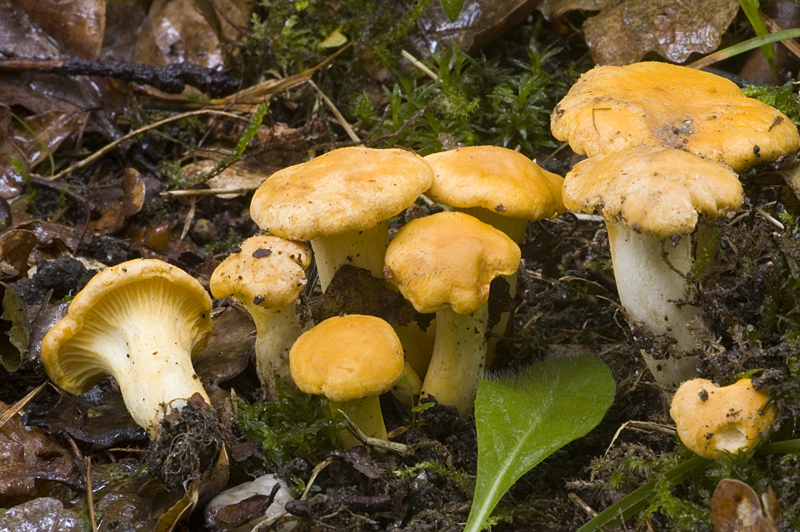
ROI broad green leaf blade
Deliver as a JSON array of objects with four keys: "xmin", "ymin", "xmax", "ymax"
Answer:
[{"xmin": 465, "ymin": 356, "xmax": 616, "ymax": 532}]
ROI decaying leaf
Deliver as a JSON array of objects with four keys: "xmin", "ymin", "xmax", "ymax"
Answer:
[
  {"xmin": 184, "ymin": 159, "xmax": 272, "ymax": 199},
  {"xmin": 0, "ymin": 229, "xmax": 36, "ymax": 280},
  {"xmin": 0, "ymin": 399, "xmax": 80, "ymax": 507},
  {"xmin": 16, "ymin": 0, "xmax": 106, "ymax": 60},
  {"xmin": 711, "ymin": 478, "xmax": 779, "ymax": 532},
  {"xmin": 539, "ymin": 0, "xmax": 740, "ymax": 65},
  {"xmin": 0, "ymin": 497, "xmax": 82, "ymax": 532},
  {"xmin": 90, "ymin": 168, "xmax": 146, "ymax": 234},
  {"xmin": 0, "ymin": 281, "xmax": 31, "ymax": 372},
  {"xmin": 0, "ymin": 0, "xmax": 61, "ymax": 61}
]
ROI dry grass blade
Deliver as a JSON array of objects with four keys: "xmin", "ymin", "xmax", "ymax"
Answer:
[
  {"xmin": 0, "ymin": 382, "xmax": 46, "ymax": 429},
  {"xmin": 309, "ymin": 80, "xmax": 359, "ymax": 142},
  {"xmin": 87, "ymin": 456, "xmax": 98, "ymax": 532}
]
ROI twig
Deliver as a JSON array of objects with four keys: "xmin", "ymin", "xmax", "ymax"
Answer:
[
  {"xmin": 401, "ymin": 50, "xmax": 438, "ymax": 81},
  {"xmin": 46, "ymin": 109, "xmax": 243, "ymax": 181},
  {"xmin": 159, "ymin": 186, "xmax": 259, "ymax": 196},
  {"xmin": 308, "ymin": 80, "xmax": 360, "ymax": 143},
  {"xmin": 338, "ymin": 409, "xmax": 413, "ymax": 455},
  {"xmin": 87, "ymin": 456, "xmax": 98, "ymax": 532},
  {"xmin": 0, "ymin": 382, "xmax": 47, "ymax": 429},
  {"xmin": 604, "ymin": 420, "xmax": 677, "ymax": 457},
  {"xmin": 569, "ymin": 493, "xmax": 598, "ymax": 518}
]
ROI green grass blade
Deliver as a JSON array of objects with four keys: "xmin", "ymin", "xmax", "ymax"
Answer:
[
  {"xmin": 464, "ymin": 356, "xmax": 616, "ymax": 532},
  {"xmin": 688, "ymin": 29, "xmax": 800, "ymax": 70},
  {"xmin": 576, "ymin": 456, "xmax": 710, "ymax": 532}
]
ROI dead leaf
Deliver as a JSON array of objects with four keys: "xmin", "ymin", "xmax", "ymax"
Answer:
[
  {"xmin": 0, "ymin": 281, "xmax": 31, "ymax": 371},
  {"xmin": 540, "ymin": 0, "xmax": 740, "ymax": 65},
  {"xmin": 0, "ymin": 497, "xmax": 82, "ymax": 532},
  {"xmin": 411, "ymin": 0, "xmax": 543, "ymax": 54},
  {"xmin": 132, "ymin": 0, "xmax": 250, "ymax": 70},
  {"xmin": 184, "ymin": 159, "xmax": 272, "ymax": 199},
  {"xmin": 0, "ymin": 399, "xmax": 80, "ymax": 507},
  {"xmin": 0, "ymin": 229, "xmax": 36, "ymax": 280},
  {"xmin": 0, "ymin": 0, "xmax": 61, "ymax": 61},
  {"xmin": 89, "ymin": 168, "xmax": 146, "ymax": 234},
  {"xmin": 16, "ymin": 0, "xmax": 106, "ymax": 60},
  {"xmin": 711, "ymin": 478, "xmax": 779, "ymax": 532}
]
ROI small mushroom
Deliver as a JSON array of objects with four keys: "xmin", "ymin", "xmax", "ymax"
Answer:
[
  {"xmin": 670, "ymin": 378, "xmax": 777, "ymax": 459},
  {"xmin": 562, "ymin": 146, "xmax": 743, "ymax": 389},
  {"xmin": 384, "ymin": 211, "xmax": 521, "ymax": 416},
  {"xmin": 210, "ymin": 235, "xmax": 312, "ymax": 399},
  {"xmin": 250, "ymin": 146, "xmax": 433, "ymax": 291},
  {"xmin": 290, "ymin": 314, "xmax": 404, "ymax": 448},
  {"xmin": 40, "ymin": 259, "xmax": 214, "ymax": 438}
]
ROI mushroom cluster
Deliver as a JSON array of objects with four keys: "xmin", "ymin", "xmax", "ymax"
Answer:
[{"xmin": 551, "ymin": 62, "xmax": 800, "ymax": 391}]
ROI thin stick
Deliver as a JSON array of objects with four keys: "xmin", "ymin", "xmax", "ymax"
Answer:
[
  {"xmin": 46, "ymin": 109, "xmax": 244, "ymax": 181},
  {"xmin": 401, "ymin": 50, "xmax": 438, "ymax": 81},
  {"xmin": 87, "ymin": 456, "xmax": 98, "ymax": 532},
  {"xmin": 0, "ymin": 382, "xmax": 47, "ymax": 429},
  {"xmin": 160, "ymin": 186, "xmax": 260, "ymax": 196},
  {"xmin": 308, "ymin": 80, "xmax": 360, "ymax": 143},
  {"xmin": 760, "ymin": 11, "xmax": 800, "ymax": 62}
]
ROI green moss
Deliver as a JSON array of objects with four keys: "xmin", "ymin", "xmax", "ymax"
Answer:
[{"xmin": 742, "ymin": 82, "xmax": 800, "ymax": 125}]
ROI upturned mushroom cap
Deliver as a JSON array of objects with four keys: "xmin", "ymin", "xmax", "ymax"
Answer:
[
  {"xmin": 41, "ymin": 259, "xmax": 213, "ymax": 395},
  {"xmin": 551, "ymin": 62, "xmax": 800, "ymax": 172},
  {"xmin": 563, "ymin": 146, "xmax": 743, "ymax": 238},
  {"xmin": 424, "ymin": 146, "xmax": 565, "ymax": 220},
  {"xmin": 290, "ymin": 315, "xmax": 404, "ymax": 403},
  {"xmin": 384, "ymin": 211, "xmax": 521, "ymax": 315},
  {"xmin": 670, "ymin": 378, "xmax": 777, "ymax": 459},
  {"xmin": 249, "ymin": 147, "xmax": 433, "ymax": 240},
  {"xmin": 210, "ymin": 235, "xmax": 311, "ymax": 308}
]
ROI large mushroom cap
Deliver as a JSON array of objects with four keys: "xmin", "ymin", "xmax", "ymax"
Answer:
[
  {"xmin": 249, "ymin": 147, "xmax": 434, "ymax": 240},
  {"xmin": 384, "ymin": 211, "xmax": 521, "ymax": 315},
  {"xmin": 563, "ymin": 146, "xmax": 743, "ymax": 238},
  {"xmin": 41, "ymin": 259, "xmax": 213, "ymax": 396},
  {"xmin": 290, "ymin": 315, "xmax": 404, "ymax": 403},
  {"xmin": 210, "ymin": 235, "xmax": 311, "ymax": 308},
  {"xmin": 424, "ymin": 146, "xmax": 565, "ymax": 220},
  {"xmin": 670, "ymin": 378, "xmax": 777, "ymax": 458},
  {"xmin": 551, "ymin": 62, "xmax": 800, "ymax": 172}
]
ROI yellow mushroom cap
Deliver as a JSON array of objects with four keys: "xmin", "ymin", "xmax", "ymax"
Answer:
[
  {"xmin": 670, "ymin": 378, "xmax": 777, "ymax": 459},
  {"xmin": 563, "ymin": 146, "xmax": 743, "ymax": 238},
  {"xmin": 210, "ymin": 235, "xmax": 311, "ymax": 308},
  {"xmin": 384, "ymin": 211, "xmax": 521, "ymax": 315},
  {"xmin": 551, "ymin": 62, "xmax": 800, "ymax": 172},
  {"xmin": 289, "ymin": 315, "xmax": 404, "ymax": 403},
  {"xmin": 424, "ymin": 146, "xmax": 565, "ymax": 220},
  {"xmin": 249, "ymin": 147, "xmax": 433, "ymax": 240},
  {"xmin": 41, "ymin": 259, "xmax": 213, "ymax": 395}
]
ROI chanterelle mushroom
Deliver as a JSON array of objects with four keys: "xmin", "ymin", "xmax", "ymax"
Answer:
[
  {"xmin": 249, "ymin": 146, "xmax": 433, "ymax": 291},
  {"xmin": 563, "ymin": 146, "xmax": 743, "ymax": 389},
  {"xmin": 551, "ymin": 61, "xmax": 800, "ymax": 172},
  {"xmin": 384, "ymin": 211, "xmax": 521, "ymax": 416},
  {"xmin": 210, "ymin": 235, "xmax": 311, "ymax": 399},
  {"xmin": 424, "ymin": 146, "xmax": 565, "ymax": 243},
  {"xmin": 670, "ymin": 378, "xmax": 777, "ymax": 459},
  {"xmin": 290, "ymin": 314, "xmax": 404, "ymax": 448},
  {"xmin": 40, "ymin": 258, "xmax": 214, "ymax": 438}
]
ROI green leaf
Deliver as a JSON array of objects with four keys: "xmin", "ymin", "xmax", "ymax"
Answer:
[
  {"xmin": 440, "ymin": 0, "xmax": 464, "ymax": 21},
  {"xmin": 464, "ymin": 355, "xmax": 616, "ymax": 532}
]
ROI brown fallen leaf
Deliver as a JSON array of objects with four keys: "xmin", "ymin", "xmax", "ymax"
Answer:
[
  {"xmin": 711, "ymin": 478, "xmax": 779, "ymax": 532},
  {"xmin": 0, "ymin": 497, "xmax": 82, "ymax": 532},
  {"xmin": 90, "ymin": 168, "xmax": 146, "ymax": 234},
  {"xmin": 0, "ymin": 0, "xmax": 61, "ymax": 61},
  {"xmin": 0, "ymin": 399, "xmax": 80, "ymax": 507},
  {"xmin": 15, "ymin": 0, "xmax": 106, "ymax": 60},
  {"xmin": 539, "ymin": 0, "xmax": 740, "ymax": 65}
]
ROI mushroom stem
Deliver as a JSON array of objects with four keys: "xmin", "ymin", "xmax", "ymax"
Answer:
[
  {"xmin": 245, "ymin": 299, "xmax": 310, "ymax": 399},
  {"xmin": 421, "ymin": 303, "xmax": 489, "ymax": 417},
  {"xmin": 606, "ymin": 221, "xmax": 703, "ymax": 387},
  {"xmin": 102, "ymin": 323, "xmax": 210, "ymax": 439},
  {"xmin": 331, "ymin": 396, "xmax": 388, "ymax": 448},
  {"xmin": 459, "ymin": 207, "xmax": 529, "ymax": 244},
  {"xmin": 310, "ymin": 220, "xmax": 389, "ymax": 291}
]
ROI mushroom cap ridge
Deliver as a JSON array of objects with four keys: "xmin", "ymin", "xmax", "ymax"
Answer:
[
  {"xmin": 41, "ymin": 258, "xmax": 213, "ymax": 395},
  {"xmin": 250, "ymin": 146, "xmax": 433, "ymax": 240},
  {"xmin": 551, "ymin": 61, "xmax": 800, "ymax": 172},
  {"xmin": 290, "ymin": 315, "xmax": 404, "ymax": 403},
  {"xmin": 563, "ymin": 146, "xmax": 743, "ymax": 238},
  {"xmin": 424, "ymin": 146, "xmax": 565, "ymax": 220},
  {"xmin": 384, "ymin": 211, "xmax": 521, "ymax": 315},
  {"xmin": 210, "ymin": 235, "xmax": 311, "ymax": 308}
]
